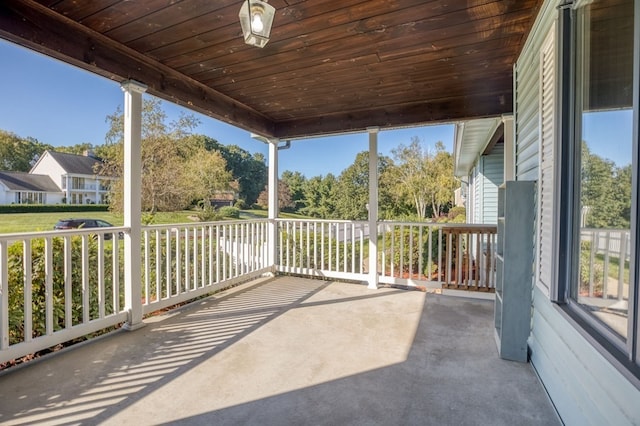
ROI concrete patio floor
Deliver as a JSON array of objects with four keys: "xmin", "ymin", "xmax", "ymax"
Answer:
[{"xmin": 0, "ymin": 276, "xmax": 559, "ymax": 425}]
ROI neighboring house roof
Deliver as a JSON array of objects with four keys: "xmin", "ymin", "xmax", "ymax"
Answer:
[
  {"xmin": 453, "ymin": 117, "xmax": 504, "ymax": 177},
  {"xmin": 41, "ymin": 150, "xmax": 105, "ymax": 176},
  {"xmin": 0, "ymin": 171, "xmax": 60, "ymax": 192},
  {"xmin": 211, "ymin": 191, "xmax": 237, "ymax": 201}
]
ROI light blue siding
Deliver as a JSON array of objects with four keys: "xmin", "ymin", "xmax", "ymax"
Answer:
[
  {"xmin": 516, "ymin": 0, "xmax": 640, "ymax": 424},
  {"xmin": 467, "ymin": 142, "xmax": 504, "ymax": 225},
  {"xmin": 481, "ymin": 142, "xmax": 504, "ymax": 224},
  {"xmin": 530, "ymin": 287, "xmax": 640, "ymax": 425}
]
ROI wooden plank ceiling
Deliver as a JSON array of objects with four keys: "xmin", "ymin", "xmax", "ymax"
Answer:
[{"xmin": 0, "ymin": 0, "xmax": 542, "ymax": 139}]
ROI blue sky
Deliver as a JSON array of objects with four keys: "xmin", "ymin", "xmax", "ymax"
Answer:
[{"xmin": 0, "ymin": 39, "xmax": 454, "ymax": 178}]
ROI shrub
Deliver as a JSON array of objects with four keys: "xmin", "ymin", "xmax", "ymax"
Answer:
[
  {"xmin": 0, "ymin": 204, "xmax": 109, "ymax": 214},
  {"xmin": 194, "ymin": 203, "xmax": 221, "ymax": 222},
  {"xmin": 448, "ymin": 206, "xmax": 466, "ymax": 221},
  {"xmin": 381, "ymin": 226, "xmax": 442, "ymax": 278},
  {"xmin": 141, "ymin": 212, "xmax": 156, "ymax": 225},
  {"xmin": 234, "ymin": 199, "xmax": 246, "ymax": 209},
  {"xmin": 219, "ymin": 206, "xmax": 240, "ymax": 219},
  {"xmin": 7, "ymin": 236, "xmax": 119, "ymax": 345},
  {"xmin": 579, "ymin": 240, "xmax": 604, "ymax": 296}
]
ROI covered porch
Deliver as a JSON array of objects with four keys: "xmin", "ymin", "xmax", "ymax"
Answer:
[
  {"xmin": 0, "ymin": 1, "xmax": 558, "ymax": 423},
  {"xmin": 0, "ymin": 276, "xmax": 557, "ymax": 425}
]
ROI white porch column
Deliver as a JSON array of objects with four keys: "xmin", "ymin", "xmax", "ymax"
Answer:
[
  {"xmin": 65, "ymin": 175, "xmax": 70, "ymax": 204},
  {"xmin": 367, "ymin": 128, "xmax": 379, "ymax": 289},
  {"xmin": 121, "ymin": 80, "xmax": 147, "ymax": 331},
  {"xmin": 267, "ymin": 139, "xmax": 279, "ymax": 271}
]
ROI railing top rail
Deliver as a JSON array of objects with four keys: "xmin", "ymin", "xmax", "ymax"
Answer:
[
  {"xmin": 440, "ymin": 225, "xmax": 497, "ymax": 233},
  {"xmin": 275, "ymin": 218, "xmax": 369, "ymax": 225},
  {"xmin": 378, "ymin": 221, "xmax": 497, "ymax": 230},
  {"xmin": 580, "ymin": 228, "xmax": 631, "ymax": 233},
  {"xmin": 142, "ymin": 218, "xmax": 268, "ymax": 231}
]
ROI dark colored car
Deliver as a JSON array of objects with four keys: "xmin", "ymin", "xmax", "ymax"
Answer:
[{"xmin": 54, "ymin": 219, "xmax": 120, "ymax": 239}]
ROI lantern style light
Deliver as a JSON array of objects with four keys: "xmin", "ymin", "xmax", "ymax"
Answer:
[{"xmin": 238, "ymin": 0, "xmax": 275, "ymax": 48}]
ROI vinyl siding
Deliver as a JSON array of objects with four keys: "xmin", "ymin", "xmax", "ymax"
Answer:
[
  {"xmin": 466, "ymin": 143, "xmax": 504, "ymax": 225},
  {"xmin": 530, "ymin": 288, "xmax": 640, "ymax": 425},
  {"xmin": 516, "ymin": 0, "xmax": 640, "ymax": 423},
  {"xmin": 515, "ymin": 14, "xmax": 543, "ymax": 181},
  {"xmin": 481, "ymin": 142, "xmax": 504, "ymax": 224},
  {"xmin": 537, "ymin": 25, "xmax": 556, "ymax": 296}
]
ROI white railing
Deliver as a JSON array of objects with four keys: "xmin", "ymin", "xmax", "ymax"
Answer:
[
  {"xmin": 141, "ymin": 221, "xmax": 270, "ymax": 314},
  {"xmin": 0, "ymin": 227, "xmax": 128, "ymax": 364},
  {"xmin": 276, "ymin": 219, "xmax": 368, "ymax": 281},
  {"xmin": 0, "ymin": 220, "xmax": 270, "ymax": 365},
  {"xmin": 580, "ymin": 228, "xmax": 631, "ymax": 301},
  {"xmin": 2, "ymin": 218, "xmax": 496, "ymax": 365},
  {"xmin": 276, "ymin": 219, "xmax": 497, "ymax": 290},
  {"xmin": 378, "ymin": 222, "xmax": 497, "ymax": 290}
]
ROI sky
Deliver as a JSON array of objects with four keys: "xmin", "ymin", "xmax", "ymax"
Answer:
[{"xmin": 0, "ymin": 39, "xmax": 455, "ymax": 178}]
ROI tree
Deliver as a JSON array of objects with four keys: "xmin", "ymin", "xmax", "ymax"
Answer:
[
  {"xmin": 256, "ymin": 180, "xmax": 293, "ymax": 210},
  {"xmin": 300, "ymin": 174, "xmax": 336, "ymax": 218},
  {"xmin": 581, "ymin": 142, "xmax": 631, "ymax": 228},
  {"xmin": 184, "ymin": 147, "xmax": 236, "ymax": 203},
  {"xmin": 387, "ymin": 138, "xmax": 456, "ymax": 219},
  {"xmin": 55, "ymin": 142, "xmax": 96, "ymax": 156},
  {"xmin": 332, "ymin": 151, "xmax": 392, "ymax": 220},
  {"xmin": 429, "ymin": 141, "xmax": 457, "ymax": 218},
  {"xmin": 0, "ymin": 130, "xmax": 53, "ymax": 171},
  {"xmin": 280, "ymin": 170, "xmax": 307, "ymax": 212},
  {"xmin": 194, "ymin": 135, "xmax": 267, "ymax": 206},
  {"xmin": 100, "ymin": 98, "xmax": 232, "ymax": 212}
]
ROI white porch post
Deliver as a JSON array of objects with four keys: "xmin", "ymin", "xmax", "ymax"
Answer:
[
  {"xmin": 368, "ymin": 128, "xmax": 379, "ymax": 289},
  {"xmin": 267, "ymin": 139, "xmax": 279, "ymax": 271},
  {"xmin": 65, "ymin": 175, "xmax": 70, "ymax": 204},
  {"xmin": 121, "ymin": 80, "xmax": 147, "ymax": 331}
]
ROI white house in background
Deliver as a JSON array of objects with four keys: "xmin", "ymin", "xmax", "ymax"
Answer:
[
  {"xmin": 30, "ymin": 150, "xmax": 113, "ymax": 204},
  {"xmin": 0, "ymin": 171, "xmax": 63, "ymax": 204}
]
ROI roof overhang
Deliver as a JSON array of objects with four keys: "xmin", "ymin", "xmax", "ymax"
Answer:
[{"xmin": 453, "ymin": 116, "xmax": 504, "ymax": 177}]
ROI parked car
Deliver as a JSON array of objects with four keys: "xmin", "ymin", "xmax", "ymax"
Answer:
[{"xmin": 54, "ymin": 218, "xmax": 121, "ymax": 239}]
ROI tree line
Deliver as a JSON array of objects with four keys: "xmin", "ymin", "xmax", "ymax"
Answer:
[
  {"xmin": 261, "ymin": 138, "xmax": 458, "ymax": 220},
  {"xmin": 0, "ymin": 99, "xmax": 460, "ymax": 220}
]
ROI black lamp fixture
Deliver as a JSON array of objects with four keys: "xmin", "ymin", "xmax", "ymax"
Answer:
[{"xmin": 238, "ymin": 0, "xmax": 276, "ymax": 48}]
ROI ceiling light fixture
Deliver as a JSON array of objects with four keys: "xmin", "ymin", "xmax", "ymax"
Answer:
[{"xmin": 238, "ymin": 0, "xmax": 275, "ymax": 48}]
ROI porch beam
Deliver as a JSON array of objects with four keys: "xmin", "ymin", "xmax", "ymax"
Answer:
[
  {"xmin": 0, "ymin": 0, "xmax": 275, "ymax": 137},
  {"xmin": 368, "ymin": 128, "xmax": 379, "ymax": 289},
  {"xmin": 121, "ymin": 80, "xmax": 146, "ymax": 331}
]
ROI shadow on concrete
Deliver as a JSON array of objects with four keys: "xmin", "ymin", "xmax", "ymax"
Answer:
[{"xmin": 0, "ymin": 277, "xmax": 558, "ymax": 425}]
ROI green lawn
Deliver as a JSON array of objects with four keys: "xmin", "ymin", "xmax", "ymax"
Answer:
[
  {"xmin": 0, "ymin": 209, "xmax": 308, "ymax": 234},
  {"xmin": 0, "ymin": 211, "xmax": 195, "ymax": 234},
  {"xmin": 239, "ymin": 209, "xmax": 309, "ymax": 219}
]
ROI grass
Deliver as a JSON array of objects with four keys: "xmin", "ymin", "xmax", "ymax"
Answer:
[
  {"xmin": 0, "ymin": 210, "xmax": 194, "ymax": 234},
  {"xmin": 594, "ymin": 252, "xmax": 630, "ymax": 283},
  {"xmin": 240, "ymin": 209, "xmax": 309, "ymax": 219},
  {"xmin": 0, "ymin": 209, "xmax": 309, "ymax": 234}
]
